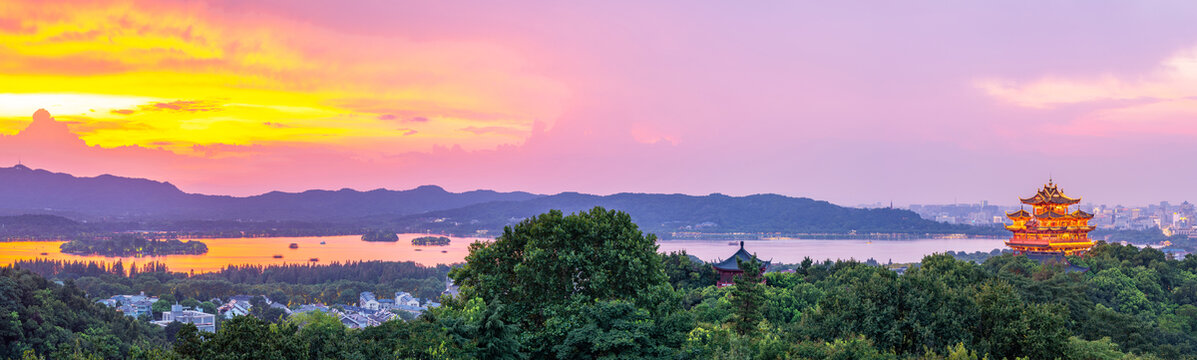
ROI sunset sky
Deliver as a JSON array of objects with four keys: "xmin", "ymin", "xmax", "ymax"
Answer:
[{"xmin": 2, "ymin": 1, "xmax": 1197, "ymax": 206}]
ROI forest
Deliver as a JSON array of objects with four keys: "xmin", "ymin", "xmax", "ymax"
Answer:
[
  {"xmin": 58, "ymin": 234, "xmax": 208, "ymax": 257},
  {"xmin": 5, "ymin": 207, "xmax": 1197, "ymax": 359},
  {"xmin": 360, "ymin": 229, "xmax": 399, "ymax": 242},
  {"xmin": 14, "ymin": 259, "xmax": 450, "ymax": 308},
  {"xmin": 411, "ymin": 236, "xmax": 451, "ymax": 246}
]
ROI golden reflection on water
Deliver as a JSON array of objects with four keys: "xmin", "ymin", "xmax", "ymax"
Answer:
[{"xmin": 0, "ymin": 234, "xmax": 490, "ymax": 274}]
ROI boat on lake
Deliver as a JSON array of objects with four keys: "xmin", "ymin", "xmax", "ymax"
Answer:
[
  {"xmin": 39, "ymin": 252, "xmax": 48, "ymax": 255},
  {"xmin": 308, "ymin": 258, "xmax": 318, "ymax": 262},
  {"xmin": 320, "ymin": 241, "xmax": 326, "ymax": 245},
  {"xmin": 440, "ymin": 250, "xmax": 447, "ymax": 253},
  {"xmin": 272, "ymin": 254, "xmax": 283, "ymax": 259},
  {"xmin": 414, "ymin": 248, "xmax": 422, "ymax": 251},
  {"xmin": 289, "ymin": 243, "xmax": 299, "ymax": 249}
]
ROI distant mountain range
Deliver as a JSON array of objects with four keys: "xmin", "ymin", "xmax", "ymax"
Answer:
[
  {"xmin": 0, "ymin": 165, "xmax": 997, "ymax": 238},
  {"xmin": 383, "ymin": 192, "xmax": 994, "ymax": 237},
  {"xmin": 0, "ymin": 164, "xmax": 539, "ymax": 221}
]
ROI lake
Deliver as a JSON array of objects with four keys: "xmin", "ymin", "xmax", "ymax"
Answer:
[{"xmin": 0, "ymin": 235, "xmax": 1008, "ymax": 274}]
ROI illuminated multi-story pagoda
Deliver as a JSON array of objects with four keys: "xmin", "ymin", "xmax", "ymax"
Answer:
[{"xmin": 1005, "ymin": 180, "xmax": 1095, "ymax": 256}]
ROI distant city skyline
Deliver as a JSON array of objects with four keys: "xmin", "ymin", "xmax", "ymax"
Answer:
[{"xmin": 3, "ymin": 1, "xmax": 1197, "ymax": 205}]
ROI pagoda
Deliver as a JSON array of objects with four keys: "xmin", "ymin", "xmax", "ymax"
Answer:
[
  {"xmin": 1005, "ymin": 180, "xmax": 1095, "ymax": 256},
  {"xmin": 713, "ymin": 241, "xmax": 769, "ymax": 287}
]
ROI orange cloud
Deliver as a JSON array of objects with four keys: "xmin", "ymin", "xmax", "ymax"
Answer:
[{"xmin": 0, "ymin": 0, "xmax": 569, "ymax": 155}]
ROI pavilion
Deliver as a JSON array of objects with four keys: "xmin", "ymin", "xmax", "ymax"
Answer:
[{"xmin": 713, "ymin": 241, "xmax": 770, "ymax": 287}]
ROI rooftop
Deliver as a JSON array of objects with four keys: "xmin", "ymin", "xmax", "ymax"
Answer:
[
  {"xmin": 1019, "ymin": 181, "xmax": 1081, "ymax": 206},
  {"xmin": 712, "ymin": 241, "xmax": 770, "ymax": 271}
]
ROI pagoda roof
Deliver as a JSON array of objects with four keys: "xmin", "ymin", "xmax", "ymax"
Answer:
[
  {"xmin": 1006, "ymin": 209, "xmax": 1031, "ymax": 219},
  {"xmin": 713, "ymin": 241, "xmax": 770, "ymax": 271},
  {"xmin": 1070, "ymin": 209, "xmax": 1094, "ymax": 219},
  {"xmin": 1020, "ymin": 182, "xmax": 1080, "ymax": 205}
]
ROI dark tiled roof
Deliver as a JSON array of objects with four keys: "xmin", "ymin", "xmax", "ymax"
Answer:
[{"xmin": 713, "ymin": 241, "xmax": 770, "ymax": 271}]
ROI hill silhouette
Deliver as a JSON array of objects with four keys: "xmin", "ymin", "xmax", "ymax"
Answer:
[
  {"xmin": 0, "ymin": 165, "xmax": 999, "ymax": 238},
  {"xmin": 384, "ymin": 192, "xmax": 996, "ymax": 237},
  {"xmin": 0, "ymin": 165, "xmax": 539, "ymax": 221}
]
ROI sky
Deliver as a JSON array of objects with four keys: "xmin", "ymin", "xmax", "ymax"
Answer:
[{"xmin": 2, "ymin": 1, "xmax": 1197, "ymax": 206}]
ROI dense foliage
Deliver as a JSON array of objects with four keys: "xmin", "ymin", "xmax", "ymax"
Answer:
[
  {"xmin": 411, "ymin": 236, "xmax": 451, "ymax": 245},
  {"xmin": 59, "ymin": 234, "xmax": 207, "ymax": 256},
  {"xmin": 946, "ymin": 248, "xmax": 1012, "ymax": 263},
  {"xmin": 0, "ymin": 215, "xmax": 94, "ymax": 241},
  {"xmin": 7, "ymin": 208, "xmax": 1197, "ymax": 359},
  {"xmin": 15, "ymin": 259, "xmax": 449, "ymax": 306},
  {"xmin": 0, "ymin": 267, "xmax": 166, "ymax": 360},
  {"xmin": 449, "ymin": 207, "xmax": 689, "ymax": 357},
  {"xmin": 359, "ymin": 229, "xmax": 398, "ymax": 242}
]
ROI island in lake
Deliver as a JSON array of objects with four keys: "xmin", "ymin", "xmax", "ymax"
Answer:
[
  {"xmin": 411, "ymin": 236, "xmax": 450, "ymax": 246},
  {"xmin": 59, "ymin": 234, "xmax": 208, "ymax": 256},
  {"xmin": 361, "ymin": 230, "xmax": 399, "ymax": 242}
]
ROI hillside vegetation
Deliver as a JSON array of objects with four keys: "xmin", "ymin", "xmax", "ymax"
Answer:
[{"xmin": 9, "ymin": 207, "xmax": 1193, "ymax": 359}]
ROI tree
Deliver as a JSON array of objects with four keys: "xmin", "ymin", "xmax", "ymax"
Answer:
[
  {"xmin": 198, "ymin": 301, "xmax": 218, "ymax": 315},
  {"xmin": 448, "ymin": 207, "xmax": 681, "ymax": 358},
  {"xmin": 0, "ymin": 268, "xmax": 165, "ymax": 359},
  {"xmin": 289, "ymin": 311, "xmax": 360, "ymax": 359},
  {"xmin": 730, "ymin": 256, "xmax": 765, "ymax": 335},
  {"xmin": 180, "ymin": 298, "xmax": 200, "ymax": 310},
  {"xmin": 174, "ymin": 316, "xmax": 303, "ymax": 360},
  {"xmin": 974, "ymin": 280, "xmax": 1026, "ymax": 358},
  {"xmin": 152, "ymin": 298, "xmax": 174, "ymax": 319},
  {"xmin": 542, "ymin": 299, "xmax": 684, "ymax": 359},
  {"xmin": 163, "ymin": 322, "xmax": 185, "ymax": 343},
  {"xmin": 450, "ymin": 207, "xmax": 668, "ymax": 326},
  {"xmin": 259, "ymin": 307, "xmax": 288, "ymax": 324},
  {"xmin": 1065, "ymin": 337, "xmax": 1126, "ymax": 360},
  {"xmin": 661, "ymin": 251, "xmax": 715, "ymax": 290}
]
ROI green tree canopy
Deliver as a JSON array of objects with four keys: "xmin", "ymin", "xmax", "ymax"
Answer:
[{"xmin": 450, "ymin": 207, "xmax": 668, "ymax": 326}]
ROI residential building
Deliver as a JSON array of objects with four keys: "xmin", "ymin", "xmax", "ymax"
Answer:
[
  {"xmin": 359, "ymin": 292, "xmax": 380, "ymax": 311},
  {"xmin": 154, "ymin": 303, "xmax": 216, "ymax": 332},
  {"xmin": 395, "ymin": 292, "xmax": 420, "ymax": 307},
  {"xmin": 377, "ymin": 299, "xmax": 395, "ymax": 310},
  {"xmin": 96, "ymin": 293, "xmax": 158, "ymax": 318}
]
